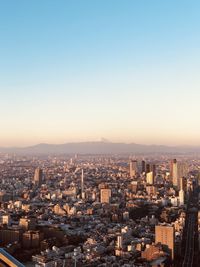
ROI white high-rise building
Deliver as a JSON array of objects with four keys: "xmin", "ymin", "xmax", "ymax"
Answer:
[
  {"xmin": 146, "ymin": 171, "xmax": 154, "ymax": 185},
  {"xmin": 171, "ymin": 159, "xmax": 188, "ymax": 190},
  {"xmin": 179, "ymin": 189, "xmax": 184, "ymax": 205},
  {"xmin": 81, "ymin": 169, "xmax": 85, "ymax": 199}
]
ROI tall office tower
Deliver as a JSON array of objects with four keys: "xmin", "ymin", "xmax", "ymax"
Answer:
[
  {"xmin": 155, "ymin": 225, "xmax": 175, "ymax": 260},
  {"xmin": 33, "ymin": 168, "xmax": 43, "ymax": 186},
  {"xmin": 141, "ymin": 160, "xmax": 146, "ymax": 173},
  {"xmin": 145, "ymin": 163, "xmax": 156, "ymax": 183},
  {"xmin": 180, "ymin": 176, "xmax": 187, "ymax": 191},
  {"xmin": 197, "ymin": 172, "xmax": 200, "ymax": 186},
  {"xmin": 130, "ymin": 160, "xmax": 138, "ymax": 178},
  {"xmin": 81, "ymin": 169, "xmax": 85, "ymax": 199},
  {"xmin": 151, "ymin": 164, "xmax": 156, "ymax": 178},
  {"xmin": 146, "ymin": 163, "xmax": 156, "ymax": 176},
  {"xmin": 146, "ymin": 171, "xmax": 154, "ymax": 185},
  {"xmin": 171, "ymin": 159, "xmax": 188, "ymax": 190},
  {"xmin": 100, "ymin": 188, "xmax": 111, "ymax": 203},
  {"xmin": 146, "ymin": 163, "xmax": 150, "ymax": 173},
  {"xmin": 179, "ymin": 189, "xmax": 184, "ymax": 205}
]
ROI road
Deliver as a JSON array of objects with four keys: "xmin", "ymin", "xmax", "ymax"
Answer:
[
  {"xmin": 180, "ymin": 189, "xmax": 199, "ymax": 267},
  {"xmin": 182, "ymin": 213, "xmax": 196, "ymax": 267}
]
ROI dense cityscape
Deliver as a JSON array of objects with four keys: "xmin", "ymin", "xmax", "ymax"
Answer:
[
  {"xmin": 1, "ymin": 1, "xmax": 200, "ymax": 267},
  {"xmin": 0, "ymin": 152, "xmax": 199, "ymax": 266}
]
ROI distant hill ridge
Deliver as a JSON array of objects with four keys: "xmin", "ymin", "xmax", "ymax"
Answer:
[{"xmin": 0, "ymin": 141, "xmax": 199, "ymax": 154}]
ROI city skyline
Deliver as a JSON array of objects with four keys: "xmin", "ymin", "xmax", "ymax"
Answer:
[{"xmin": 1, "ymin": 1, "xmax": 200, "ymax": 146}]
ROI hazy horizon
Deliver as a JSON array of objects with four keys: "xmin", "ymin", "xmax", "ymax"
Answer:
[
  {"xmin": 1, "ymin": 139, "xmax": 200, "ymax": 149},
  {"xmin": 1, "ymin": 1, "xmax": 200, "ymax": 147}
]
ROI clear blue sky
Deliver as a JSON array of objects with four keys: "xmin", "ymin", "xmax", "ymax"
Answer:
[{"xmin": 0, "ymin": 0, "xmax": 200, "ymax": 146}]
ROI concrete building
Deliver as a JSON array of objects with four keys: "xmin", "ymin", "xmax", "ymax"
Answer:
[
  {"xmin": 179, "ymin": 189, "xmax": 184, "ymax": 206},
  {"xmin": 0, "ymin": 228, "xmax": 22, "ymax": 246},
  {"xmin": 155, "ymin": 225, "xmax": 175, "ymax": 260},
  {"xmin": 100, "ymin": 188, "xmax": 111, "ymax": 203},
  {"xmin": 180, "ymin": 177, "xmax": 187, "ymax": 191},
  {"xmin": 146, "ymin": 171, "xmax": 154, "ymax": 185},
  {"xmin": 22, "ymin": 231, "xmax": 44, "ymax": 249},
  {"xmin": 19, "ymin": 217, "xmax": 36, "ymax": 231},
  {"xmin": 117, "ymin": 235, "xmax": 123, "ymax": 249},
  {"xmin": 1, "ymin": 215, "xmax": 11, "ymax": 225},
  {"xmin": 33, "ymin": 167, "xmax": 43, "ymax": 185},
  {"xmin": 129, "ymin": 160, "xmax": 138, "ymax": 178},
  {"xmin": 146, "ymin": 185, "xmax": 157, "ymax": 195},
  {"xmin": 171, "ymin": 159, "xmax": 188, "ymax": 190},
  {"xmin": 141, "ymin": 160, "xmax": 146, "ymax": 173}
]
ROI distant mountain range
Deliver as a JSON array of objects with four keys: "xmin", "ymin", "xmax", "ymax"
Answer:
[{"xmin": 0, "ymin": 141, "xmax": 200, "ymax": 154}]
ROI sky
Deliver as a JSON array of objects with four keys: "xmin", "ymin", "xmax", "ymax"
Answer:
[{"xmin": 0, "ymin": 0, "xmax": 200, "ymax": 147}]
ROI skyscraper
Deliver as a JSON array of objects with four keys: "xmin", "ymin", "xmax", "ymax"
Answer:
[
  {"xmin": 155, "ymin": 225, "xmax": 175, "ymax": 260},
  {"xmin": 81, "ymin": 169, "xmax": 85, "ymax": 199},
  {"xmin": 129, "ymin": 160, "xmax": 138, "ymax": 178},
  {"xmin": 180, "ymin": 176, "xmax": 187, "ymax": 191},
  {"xmin": 171, "ymin": 159, "xmax": 188, "ymax": 190},
  {"xmin": 146, "ymin": 163, "xmax": 156, "ymax": 184},
  {"xmin": 146, "ymin": 171, "xmax": 154, "ymax": 185},
  {"xmin": 179, "ymin": 189, "xmax": 184, "ymax": 205},
  {"xmin": 141, "ymin": 160, "xmax": 146, "ymax": 173},
  {"xmin": 33, "ymin": 168, "xmax": 43, "ymax": 186},
  {"xmin": 146, "ymin": 163, "xmax": 150, "ymax": 173}
]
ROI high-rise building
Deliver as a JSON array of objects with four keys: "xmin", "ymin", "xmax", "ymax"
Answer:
[
  {"xmin": 171, "ymin": 159, "xmax": 188, "ymax": 190},
  {"xmin": 146, "ymin": 171, "xmax": 154, "ymax": 185},
  {"xmin": 146, "ymin": 163, "xmax": 156, "ymax": 178},
  {"xmin": 151, "ymin": 164, "xmax": 156, "ymax": 178},
  {"xmin": 100, "ymin": 188, "xmax": 111, "ymax": 203},
  {"xmin": 155, "ymin": 225, "xmax": 175, "ymax": 260},
  {"xmin": 197, "ymin": 172, "xmax": 200, "ymax": 186},
  {"xmin": 129, "ymin": 160, "xmax": 138, "ymax": 178},
  {"xmin": 180, "ymin": 176, "xmax": 187, "ymax": 191},
  {"xmin": 81, "ymin": 169, "xmax": 85, "ymax": 199},
  {"xmin": 146, "ymin": 163, "xmax": 151, "ymax": 173},
  {"xmin": 171, "ymin": 159, "xmax": 177, "ymax": 185},
  {"xmin": 141, "ymin": 160, "xmax": 146, "ymax": 173},
  {"xmin": 33, "ymin": 167, "xmax": 43, "ymax": 185},
  {"xmin": 179, "ymin": 189, "xmax": 184, "ymax": 205}
]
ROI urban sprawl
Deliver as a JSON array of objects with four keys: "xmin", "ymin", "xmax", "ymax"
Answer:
[{"xmin": 0, "ymin": 153, "xmax": 199, "ymax": 267}]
